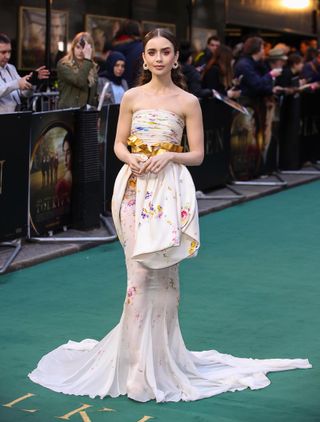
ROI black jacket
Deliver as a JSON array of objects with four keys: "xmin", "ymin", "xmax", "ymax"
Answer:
[
  {"xmin": 234, "ymin": 56, "xmax": 273, "ymax": 98},
  {"xmin": 181, "ymin": 63, "xmax": 212, "ymax": 98},
  {"xmin": 202, "ymin": 64, "xmax": 227, "ymax": 95}
]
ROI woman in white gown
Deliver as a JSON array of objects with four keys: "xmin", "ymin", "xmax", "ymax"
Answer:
[{"xmin": 28, "ymin": 29, "xmax": 311, "ymax": 403}]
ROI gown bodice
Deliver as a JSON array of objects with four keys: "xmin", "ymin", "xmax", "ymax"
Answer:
[{"xmin": 131, "ymin": 109, "xmax": 185, "ymax": 147}]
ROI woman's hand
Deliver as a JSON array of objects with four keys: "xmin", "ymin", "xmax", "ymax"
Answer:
[
  {"xmin": 140, "ymin": 152, "xmax": 173, "ymax": 175},
  {"xmin": 127, "ymin": 154, "xmax": 145, "ymax": 177},
  {"xmin": 227, "ymin": 89, "xmax": 241, "ymax": 99},
  {"xmin": 83, "ymin": 42, "xmax": 93, "ymax": 60}
]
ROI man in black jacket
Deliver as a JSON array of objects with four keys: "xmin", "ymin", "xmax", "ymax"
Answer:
[
  {"xmin": 233, "ymin": 37, "xmax": 283, "ymax": 177},
  {"xmin": 234, "ymin": 37, "xmax": 281, "ymax": 98}
]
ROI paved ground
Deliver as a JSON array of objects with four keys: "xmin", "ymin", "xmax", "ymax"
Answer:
[{"xmin": 1, "ymin": 166, "xmax": 320, "ymax": 274}]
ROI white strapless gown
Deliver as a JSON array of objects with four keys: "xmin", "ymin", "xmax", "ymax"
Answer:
[{"xmin": 28, "ymin": 109, "xmax": 311, "ymax": 402}]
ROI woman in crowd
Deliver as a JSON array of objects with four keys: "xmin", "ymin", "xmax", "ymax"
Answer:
[
  {"xmin": 277, "ymin": 53, "xmax": 305, "ymax": 91},
  {"xmin": 202, "ymin": 44, "xmax": 240, "ymax": 99},
  {"xmin": 57, "ymin": 32, "xmax": 98, "ymax": 109},
  {"xmin": 179, "ymin": 40, "xmax": 213, "ymax": 98},
  {"xmin": 277, "ymin": 53, "xmax": 305, "ymax": 170},
  {"xmin": 29, "ymin": 29, "xmax": 311, "ymax": 403},
  {"xmin": 232, "ymin": 37, "xmax": 283, "ymax": 178},
  {"xmin": 302, "ymin": 49, "xmax": 320, "ymax": 83},
  {"xmin": 98, "ymin": 51, "xmax": 128, "ymax": 105}
]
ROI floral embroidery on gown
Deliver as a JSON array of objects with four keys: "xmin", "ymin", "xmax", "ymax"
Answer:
[{"xmin": 28, "ymin": 109, "xmax": 311, "ymax": 403}]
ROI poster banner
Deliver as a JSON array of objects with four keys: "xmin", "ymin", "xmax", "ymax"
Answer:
[
  {"xmin": 0, "ymin": 112, "xmax": 31, "ymax": 242},
  {"xmin": 187, "ymin": 99, "xmax": 232, "ymax": 191},
  {"xmin": 230, "ymin": 96, "xmax": 278, "ymax": 180},
  {"xmin": 29, "ymin": 110, "xmax": 76, "ymax": 236}
]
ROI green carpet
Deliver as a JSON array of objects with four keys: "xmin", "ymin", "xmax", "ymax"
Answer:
[{"xmin": 0, "ymin": 181, "xmax": 319, "ymax": 422}]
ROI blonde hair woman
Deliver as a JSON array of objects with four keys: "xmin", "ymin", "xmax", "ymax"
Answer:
[{"xmin": 57, "ymin": 32, "xmax": 98, "ymax": 108}]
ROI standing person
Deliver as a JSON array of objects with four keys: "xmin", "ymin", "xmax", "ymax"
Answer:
[
  {"xmin": 202, "ymin": 44, "xmax": 241, "ymax": 99},
  {"xmin": 233, "ymin": 37, "xmax": 283, "ymax": 177},
  {"xmin": 194, "ymin": 35, "xmax": 221, "ymax": 70},
  {"xmin": 57, "ymin": 32, "xmax": 98, "ymax": 109},
  {"xmin": 277, "ymin": 54, "xmax": 305, "ymax": 170},
  {"xmin": 277, "ymin": 53, "xmax": 305, "ymax": 90},
  {"xmin": 112, "ymin": 19, "xmax": 143, "ymax": 87},
  {"xmin": 302, "ymin": 49, "xmax": 320, "ymax": 83},
  {"xmin": 28, "ymin": 29, "xmax": 311, "ymax": 403},
  {"xmin": 179, "ymin": 40, "xmax": 213, "ymax": 98},
  {"xmin": 234, "ymin": 37, "xmax": 282, "ymax": 98},
  {"xmin": 0, "ymin": 32, "xmax": 49, "ymax": 113},
  {"xmin": 98, "ymin": 51, "xmax": 128, "ymax": 105},
  {"xmin": 266, "ymin": 47, "xmax": 288, "ymax": 73}
]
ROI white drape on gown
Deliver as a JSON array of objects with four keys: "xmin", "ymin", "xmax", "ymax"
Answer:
[{"xmin": 28, "ymin": 109, "xmax": 311, "ymax": 402}]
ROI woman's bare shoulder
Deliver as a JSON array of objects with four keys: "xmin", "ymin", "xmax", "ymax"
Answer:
[
  {"xmin": 176, "ymin": 89, "xmax": 201, "ymax": 115},
  {"xmin": 180, "ymin": 90, "xmax": 199, "ymax": 105},
  {"xmin": 123, "ymin": 86, "xmax": 144, "ymax": 99},
  {"xmin": 121, "ymin": 86, "xmax": 144, "ymax": 108}
]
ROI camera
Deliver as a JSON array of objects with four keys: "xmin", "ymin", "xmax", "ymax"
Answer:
[{"xmin": 29, "ymin": 70, "xmax": 38, "ymax": 85}]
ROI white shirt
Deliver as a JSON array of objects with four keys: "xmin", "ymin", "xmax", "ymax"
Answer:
[
  {"xmin": 0, "ymin": 63, "xmax": 21, "ymax": 113},
  {"xmin": 111, "ymin": 82, "xmax": 125, "ymax": 104}
]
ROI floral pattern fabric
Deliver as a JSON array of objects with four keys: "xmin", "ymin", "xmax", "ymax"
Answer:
[{"xmin": 112, "ymin": 109, "xmax": 200, "ymax": 269}]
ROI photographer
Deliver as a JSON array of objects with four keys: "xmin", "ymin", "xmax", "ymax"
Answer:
[
  {"xmin": 57, "ymin": 32, "xmax": 98, "ymax": 109},
  {"xmin": 0, "ymin": 32, "xmax": 49, "ymax": 113}
]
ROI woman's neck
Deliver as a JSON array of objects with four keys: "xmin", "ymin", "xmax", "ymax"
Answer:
[
  {"xmin": 75, "ymin": 58, "xmax": 84, "ymax": 66},
  {"xmin": 146, "ymin": 74, "xmax": 176, "ymax": 94}
]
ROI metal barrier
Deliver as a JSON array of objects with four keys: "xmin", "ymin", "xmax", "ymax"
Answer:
[
  {"xmin": 2, "ymin": 92, "xmax": 320, "ymax": 273},
  {"xmin": 0, "ymin": 240, "xmax": 22, "ymax": 274},
  {"xmin": 28, "ymin": 91, "xmax": 60, "ymax": 112}
]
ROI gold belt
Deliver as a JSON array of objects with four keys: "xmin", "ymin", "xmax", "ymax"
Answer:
[{"xmin": 128, "ymin": 135, "xmax": 183, "ymax": 157}]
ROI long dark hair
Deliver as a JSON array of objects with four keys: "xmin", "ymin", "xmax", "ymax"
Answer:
[
  {"xmin": 202, "ymin": 44, "xmax": 233, "ymax": 89},
  {"xmin": 137, "ymin": 28, "xmax": 187, "ymax": 90}
]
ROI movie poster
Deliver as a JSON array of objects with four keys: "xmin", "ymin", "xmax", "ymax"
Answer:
[{"xmin": 29, "ymin": 110, "xmax": 76, "ymax": 236}]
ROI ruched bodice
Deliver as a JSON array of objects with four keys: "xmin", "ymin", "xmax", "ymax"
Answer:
[{"xmin": 131, "ymin": 109, "xmax": 184, "ymax": 146}]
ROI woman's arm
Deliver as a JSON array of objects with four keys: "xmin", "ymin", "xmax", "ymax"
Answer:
[{"xmin": 172, "ymin": 95, "xmax": 204, "ymax": 166}]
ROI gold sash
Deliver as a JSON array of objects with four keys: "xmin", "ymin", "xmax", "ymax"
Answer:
[{"xmin": 128, "ymin": 135, "xmax": 183, "ymax": 156}]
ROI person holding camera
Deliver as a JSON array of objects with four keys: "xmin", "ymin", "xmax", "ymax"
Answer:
[
  {"xmin": 57, "ymin": 32, "xmax": 98, "ymax": 109},
  {"xmin": 0, "ymin": 32, "xmax": 49, "ymax": 113}
]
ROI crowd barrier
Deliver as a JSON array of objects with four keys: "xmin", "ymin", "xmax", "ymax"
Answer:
[
  {"xmin": 188, "ymin": 98, "xmax": 233, "ymax": 191},
  {"xmin": 300, "ymin": 90, "xmax": 320, "ymax": 165},
  {"xmin": 1, "ymin": 95, "xmax": 320, "ymax": 272},
  {"xmin": 1, "ymin": 112, "xmax": 31, "ymax": 242}
]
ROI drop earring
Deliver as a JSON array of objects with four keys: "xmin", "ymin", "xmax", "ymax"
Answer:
[
  {"xmin": 143, "ymin": 62, "xmax": 149, "ymax": 70},
  {"xmin": 172, "ymin": 62, "xmax": 179, "ymax": 69}
]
